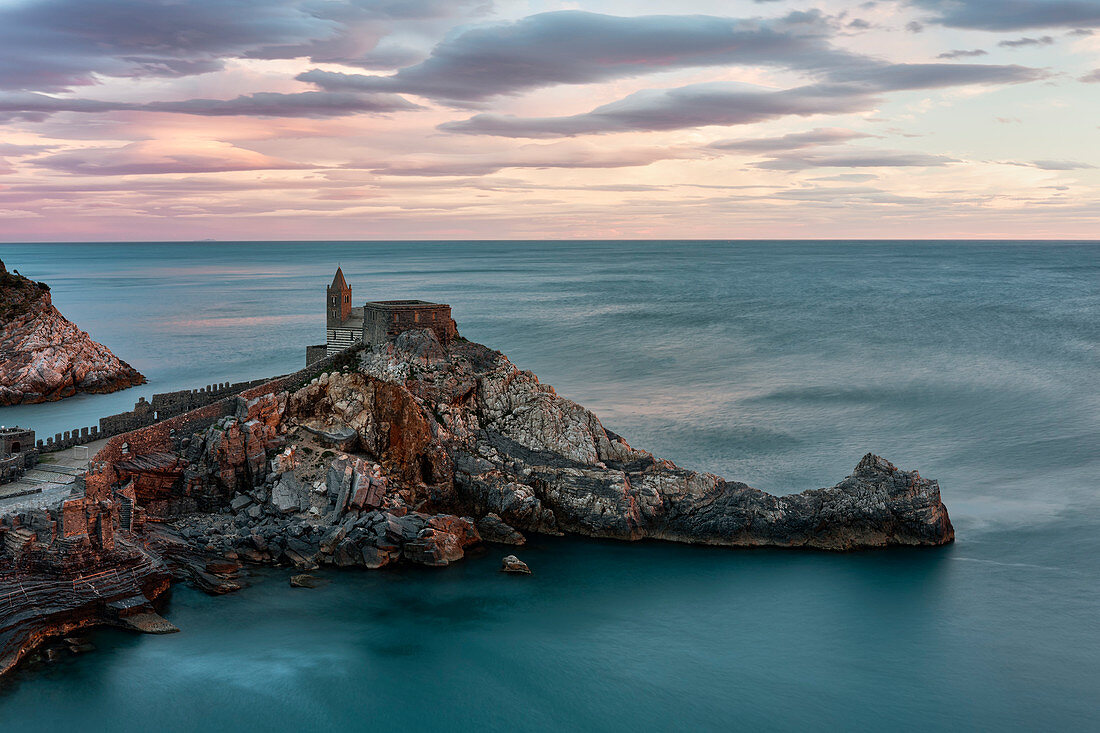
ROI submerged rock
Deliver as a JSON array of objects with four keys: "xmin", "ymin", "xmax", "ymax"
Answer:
[{"xmin": 289, "ymin": 574, "xmax": 327, "ymax": 589}]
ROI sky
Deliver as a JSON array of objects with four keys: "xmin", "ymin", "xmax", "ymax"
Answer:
[{"xmin": 0, "ymin": 0, "xmax": 1098, "ymax": 241}]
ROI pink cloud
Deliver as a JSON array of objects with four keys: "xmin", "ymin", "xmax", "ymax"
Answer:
[{"xmin": 31, "ymin": 140, "xmax": 315, "ymax": 176}]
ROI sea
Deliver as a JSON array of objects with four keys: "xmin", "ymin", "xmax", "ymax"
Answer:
[{"xmin": 0, "ymin": 241, "xmax": 1096, "ymax": 731}]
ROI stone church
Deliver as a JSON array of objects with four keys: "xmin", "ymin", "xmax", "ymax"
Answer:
[{"xmin": 306, "ymin": 268, "xmax": 455, "ymax": 365}]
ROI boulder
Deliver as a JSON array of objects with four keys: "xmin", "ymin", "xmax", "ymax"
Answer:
[
  {"xmin": 271, "ymin": 474, "xmax": 305, "ymax": 514},
  {"xmin": 428, "ymin": 515, "xmax": 481, "ymax": 548},
  {"xmin": 360, "ymin": 546, "xmax": 394, "ymax": 569},
  {"xmin": 501, "ymin": 555, "xmax": 531, "ymax": 574},
  {"xmin": 383, "ymin": 513, "xmax": 426, "ymax": 544},
  {"xmin": 229, "ymin": 494, "xmax": 252, "ymax": 512},
  {"xmin": 205, "ymin": 560, "xmax": 241, "ymax": 575},
  {"xmin": 403, "ymin": 528, "xmax": 464, "ymax": 566},
  {"xmin": 476, "ymin": 513, "xmax": 526, "ymax": 545},
  {"xmin": 319, "ymin": 526, "xmax": 347, "ymax": 554},
  {"xmin": 333, "ymin": 539, "xmax": 361, "ymax": 567}
]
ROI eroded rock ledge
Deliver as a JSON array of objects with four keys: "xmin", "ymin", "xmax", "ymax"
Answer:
[{"xmin": 0, "ymin": 259, "xmax": 145, "ymax": 405}]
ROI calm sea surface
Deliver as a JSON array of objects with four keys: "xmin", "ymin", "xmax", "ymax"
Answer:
[{"xmin": 0, "ymin": 241, "xmax": 1097, "ymax": 730}]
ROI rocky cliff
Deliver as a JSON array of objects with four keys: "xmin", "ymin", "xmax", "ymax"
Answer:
[
  {"xmin": 0, "ymin": 259, "xmax": 145, "ymax": 405},
  {"xmin": 0, "ymin": 495, "xmax": 174, "ymax": 677}
]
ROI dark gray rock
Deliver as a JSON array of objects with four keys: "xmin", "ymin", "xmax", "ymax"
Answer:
[{"xmin": 476, "ymin": 513, "xmax": 526, "ymax": 545}]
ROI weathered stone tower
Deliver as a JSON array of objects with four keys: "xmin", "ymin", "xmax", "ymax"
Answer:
[
  {"xmin": 327, "ymin": 267, "xmax": 352, "ymax": 326},
  {"xmin": 324, "ymin": 267, "xmax": 364, "ymax": 355},
  {"xmin": 0, "ymin": 427, "xmax": 32, "ymax": 457},
  {"xmin": 0, "ymin": 426, "xmax": 35, "ymax": 484}
]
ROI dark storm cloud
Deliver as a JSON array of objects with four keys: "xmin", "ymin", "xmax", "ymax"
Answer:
[
  {"xmin": 998, "ymin": 35, "xmax": 1056, "ymax": 46},
  {"xmin": 709, "ymin": 128, "xmax": 875, "ymax": 152},
  {"xmin": 1028, "ymin": 159, "xmax": 1096, "ymax": 169},
  {"xmin": 0, "ymin": 0, "xmax": 488, "ymax": 91},
  {"xmin": 0, "ymin": 93, "xmax": 138, "ymax": 122},
  {"xmin": 911, "ymin": 0, "xmax": 1100, "ymax": 30},
  {"xmin": 0, "ymin": 90, "xmax": 419, "ymax": 121},
  {"xmin": 937, "ymin": 49, "xmax": 989, "ymax": 58},
  {"xmin": 438, "ymin": 83, "xmax": 873, "ymax": 138},
  {"xmin": 441, "ymin": 64, "xmax": 1047, "ymax": 138},
  {"xmin": 753, "ymin": 150, "xmax": 958, "ymax": 170},
  {"xmin": 825, "ymin": 62, "xmax": 1048, "ymax": 89},
  {"xmin": 145, "ymin": 91, "xmax": 421, "ymax": 117},
  {"xmin": 297, "ymin": 10, "xmax": 860, "ymax": 104}
]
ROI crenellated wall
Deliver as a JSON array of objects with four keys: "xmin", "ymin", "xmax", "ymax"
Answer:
[
  {"xmin": 88, "ymin": 344, "xmax": 359, "ymax": 483},
  {"xmin": 36, "ymin": 377, "xmax": 280, "ymax": 453}
]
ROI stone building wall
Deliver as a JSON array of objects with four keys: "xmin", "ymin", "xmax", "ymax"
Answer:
[
  {"xmin": 305, "ymin": 344, "xmax": 328, "ymax": 367},
  {"xmin": 0, "ymin": 455, "xmax": 24, "ymax": 484},
  {"xmin": 0, "ymin": 428, "xmax": 33, "ymax": 457},
  {"xmin": 363, "ymin": 301, "xmax": 456, "ymax": 345}
]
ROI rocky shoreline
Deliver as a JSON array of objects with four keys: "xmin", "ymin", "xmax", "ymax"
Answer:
[
  {"xmin": 0, "ymin": 328, "xmax": 953, "ymax": 677},
  {"xmin": 0, "ymin": 259, "xmax": 145, "ymax": 405}
]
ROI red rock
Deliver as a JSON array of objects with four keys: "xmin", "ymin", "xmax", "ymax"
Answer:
[
  {"xmin": 0, "ymin": 260, "xmax": 145, "ymax": 405},
  {"xmin": 428, "ymin": 515, "xmax": 481, "ymax": 548}
]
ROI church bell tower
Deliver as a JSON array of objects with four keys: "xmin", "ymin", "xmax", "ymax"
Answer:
[{"xmin": 327, "ymin": 267, "xmax": 352, "ymax": 327}]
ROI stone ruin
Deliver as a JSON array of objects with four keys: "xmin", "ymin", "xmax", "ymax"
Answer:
[{"xmin": 0, "ymin": 427, "xmax": 35, "ymax": 485}]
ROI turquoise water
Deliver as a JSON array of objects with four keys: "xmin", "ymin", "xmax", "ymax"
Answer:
[{"xmin": 0, "ymin": 241, "xmax": 1097, "ymax": 730}]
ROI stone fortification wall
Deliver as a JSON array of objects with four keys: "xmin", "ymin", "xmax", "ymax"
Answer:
[
  {"xmin": 37, "ymin": 377, "xmax": 278, "ymax": 453},
  {"xmin": 0, "ymin": 455, "xmax": 24, "ymax": 484},
  {"xmin": 150, "ymin": 378, "xmax": 273, "ymax": 417},
  {"xmin": 305, "ymin": 344, "xmax": 328, "ymax": 367},
  {"xmin": 89, "ymin": 345, "xmax": 358, "ymax": 474}
]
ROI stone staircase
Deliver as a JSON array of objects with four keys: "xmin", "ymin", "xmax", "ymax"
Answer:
[{"xmin": 116, "ymin": 493, "xmax": 133, "ymax": 532}]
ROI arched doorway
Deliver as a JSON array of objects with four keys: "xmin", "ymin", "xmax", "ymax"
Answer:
[{"xmin": 9, "ymin": 441, "xmax": 20, "ymax": 453}]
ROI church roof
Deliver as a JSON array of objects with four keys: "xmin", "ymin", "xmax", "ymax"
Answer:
[{"xmin": 330, "ymin": 267, "xmax": 349, "ymax": 291}]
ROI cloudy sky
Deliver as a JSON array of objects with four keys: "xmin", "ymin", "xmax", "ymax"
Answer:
[{"xmin": 1, "ymin": 0, "xmax": 1098, "ymax": 240}]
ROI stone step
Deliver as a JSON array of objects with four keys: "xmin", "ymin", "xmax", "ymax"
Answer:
[{"xmin": 21, "ymin": 470, "xmax": 77, "ymax": 485}]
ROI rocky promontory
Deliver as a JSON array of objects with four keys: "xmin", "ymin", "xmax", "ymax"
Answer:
[
  {"xmin": 131, "ymin": 329, "xmax": 952, "ymax": 569},
  {"xmin": 0, "ymin": 326, "xmax": 953, "ymax": 677},
  {"xmin": 0, "ymin": 259, "xmax": 145, "ymax": 405}
]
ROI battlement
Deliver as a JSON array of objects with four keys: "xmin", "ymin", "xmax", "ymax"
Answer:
[{"xmin": 32, "ymin": 376, "xmax": 277, "ymax": 454}]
